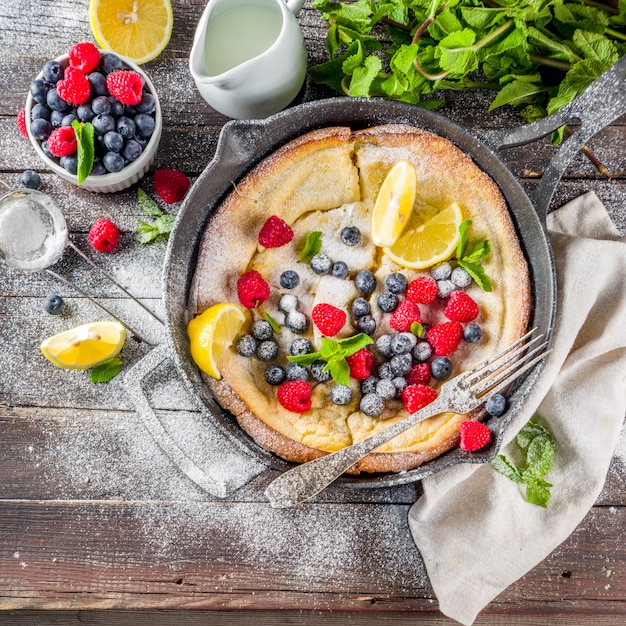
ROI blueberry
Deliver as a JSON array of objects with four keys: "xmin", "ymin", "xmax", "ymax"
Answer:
[
  {"xmin": 20, "ymin": 170, "xmax": 41, "ymax": 190},
  {"xmin": 354, "ymin": 269, "xmax": 376, "ymax": 293},
  {"xmin": 485, "ymin": 393, "xmax": 507, "ymax": 417},
  {"xmin": 92, "ymin": 114, "xmax": 116, "ymax": 135},
  {"xmin": 100, "ymin": 52, "xmax": 123, "ymax": 74},
  {"xmin": 330, "ymin": 385, "xmax": 352, "ymax": 405},
  {"xmin": 116, "ymin": 116, "xmax": 136, "ymax": 139},
  {"xmin": 463, "ymin": 323, "xmax": 482, "ymax": 343},
  {"xmin": 437, "ymin": 279, "xmax": 455, "ymax": 299},
  {"xmin": 108, "ymin": 96, "xmax": 125, "ymax": 117},
  {"xmin": 31, "ymin": 103, "xmax": 51, "ymax": 121},
  {"xmin": 30, "ymin": 79, "xmax": 52, "ymax": 105},
  {"xmin": 375, "ymin": 334, "xmax": 393, "ymax": 358},
  {"xmin": 451, "ymin": 266, "xmax": 472, "ymax": 288},
  {"xmin": 59, "ymin": 155, "xmax": 78, "ymax": 174},
  {"xmin": 136, "ymin": 92, "xmax": 156, "ymax": 114},
  {"xmin": 351, "ymin": 297, "xmax": 370, "ymax": 318},
  {"xmin": 392, "ymin": 332, "xmax": 417, "ymax": 355},
  {"xmin": 256, "ymin": 340, "xmax": 278, "ymax": 361},
  {"xmin": 310, "ymin": 252, "xmax": 332, "ymax": 275},
  {"xmin": 134, "ymin": 113, "xmax": 155, "ymax": 138},
  {"xmin": 40, "ymin": 140, "xmax": 53, "ymax": 159},
  {"xmin": 285, "ymin": 310, "xmax": 308, "ymax": 333},
  {"xmin": 122, "ymin": 139, "xmax": 143, "ymax": 161},
  {"xmin": 251, "ymin": 319, "xmax": 273, "ymax": 341},
  {"xmin": 392, "ymin": 376, "xmax": 408, "ymax": 397},
  {"xmin": 431, "ymin": 261, "xmax": 452, "ymax": 281},
  {"xmin": 104, "ymin": 131, "xmax": 124, "ymax": 153},
  {"xmin": 390, "ymin": 354, "xmax": 412, "ymax": 377},
  {"xmin": 264, "ymin": 364, "xmax": 285, "ymax": 385},
  {"xmin": 377, "ymin": 291, "xmax": 398, "ymax": 313},
  {"xmin": 286, "ymin": 362, "xmax": 309, "ymax": 381},
  {"xmin": 356, "ymin": 314, "xmax": 376, "ymax": 335},
  {"xmin": 46, "ymin": 88, "xmax": 69, "ymax": 112},
  {"xmin": 91, "ymin": 95, "xmax": 111, "ymax": 115},
  {"xmin": 42, "ymin": 60, "xmax": 64, "ymax": 83},
  {"xmin": 431, "ymin": 357, "xmax": 453, "ymax": 381},
  {"xmin": 413, "ymin": 341, "xmax": 433, "ymax": 362},
  {"xmin": 90, "ymin": 158, "xmax": 107, "ymax": 176},
  {"xmin": 103, "ymin": 151, "xmax": 124, "ymax": 173},
  {"xmin": 331, "ymin": 261, "xmax": 349, "ymax": 278},
  {"xmin": 50, "ymin": 110, "xmax": 64, "ymax": 128},
  {"xmin": 236, "ymin": 334, "xmax": 257, "ymax": 357},
  {"xmin": 377, "ymin": 362, "xmax": 393, "ymax": 379},
  {"xmin": 279, "ymin": 294, "xmax": 298, "ymax": 313},
  {"xmin": 61, "ymin": 112, "xmax": 78, "ymax": 127},
  {"xmin": 290, "ymin": 337, "xmax": 313, "ymax": 356},
  {"xmin": 75, "ymin": 104, "xmax": 95, "ymax": 122},
  {"xmin": 87, "ymin": 72, "xmax": 108, "ymax": 96},
  {"xmin": 385, "ymin": 272, "xmax": 408, "ymax": 294},
  {"xmin": 279, "ymin": 269, "xmax": 299, "ymax": 289},
  {"xmin": 376, "ymin": 378, "xmax": 396, "ymax": 401},
  {"xmin": 310, "ymin": 360, "xmax": 331, "ymax": 383},
  {"xmin": 30, "ymin": 118, "xmax": 52, "ymax": 141},
  {"xmin": 134, "ymin": 135, "xmax": 149, "ymax": 149},
  {"xmin": 43, "ymin": 294, "xmax": 64, "ymax": 315},
  {"xmin": 360, "ymin": 393, "xmax": 385, "ymax": 417},
  {"xmin": 340, "ymin": 226, "xmax": 361, "ymax": 246},
  {"xmin": 360, "ymin": 376, "xmax": 379, "ymax": 395}
]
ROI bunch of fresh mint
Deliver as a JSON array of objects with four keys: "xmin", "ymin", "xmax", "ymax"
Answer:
[
  {"xmin": 491, "ymin": 419, "xmax": 556, "ymax": 507},
  {"xmin": 135, "ymin": 188, "xmax": 176, "ymax": 243},
  {"xmin": 311, "ymin": 0, "xmax": 626, "ymax": 122}
]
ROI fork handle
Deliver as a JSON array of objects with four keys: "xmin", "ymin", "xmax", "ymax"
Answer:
[{"xmin": 264, "ymin": 397, "xmax": 447, "ymax": 507}]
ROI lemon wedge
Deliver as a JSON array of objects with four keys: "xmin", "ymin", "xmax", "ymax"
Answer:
[
  {"xmin": 371, "ymin": 161, "xmax": 417, "ymax": 247},
  {"xmin": 40, "ymin": 321, "xmax": 126, "ymax": 370},
  {"xmin": 187, "ymin": 303, "xmax": 249, "ymax": 379},
  {"xmin": 383, "ymin": 202, "xmax": 463, "ymax": 270},
  {"xmin": 89, "ymin": 0, "xmax": 174, "ymax": 65}
]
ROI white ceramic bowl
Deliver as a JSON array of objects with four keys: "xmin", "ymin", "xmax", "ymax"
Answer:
[{"xmin": 25, "ymin": 52, "xmax": 161, "ymax": 193}]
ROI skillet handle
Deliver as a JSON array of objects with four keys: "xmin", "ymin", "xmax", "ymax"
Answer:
[{"xmin": 479, "ymin": 53, "xmax": 626, "ymax": 222}]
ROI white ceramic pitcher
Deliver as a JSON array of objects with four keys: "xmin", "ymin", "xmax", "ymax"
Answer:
[{"xmin": 189, "ymin": 0, "xmax": 307, "ymax": 119}]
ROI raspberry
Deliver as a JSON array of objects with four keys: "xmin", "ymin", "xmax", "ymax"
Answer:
[
  {"xmin": 47, "ymin": 126, "xmax": 77, "ymax": 157},
  {"xmin": 153, "ymin": 169, "xmax": 190, "ymax": 204},
  {"xmin": 444, "ymin": 290, "xmax": 479, "ymax": 323},
  {"xmin": 106, "ymin": 70, "xmax": 143, "ymax": 105},
  {"xmin": 389, "ymin": 300, "xmax": 421, "ymax": 332},
  {"xmin": 406, "ymin": 362, "xmax": 431, "ymax": 385},
  {"xmin": 427, "ymin": 321, "xmax": 463, "ymax": 356},
  {"xmin": 346, "ymin": 348, "xmax": 374, "ymax": 380},
  {"xmin": 258, "ymin": 215, "xmax": 294, "ymax": 248},
  {"xmin": 17, "ymin": 108, "xmax": 28, "ymax": 138},
  {"xmin": 68, "ymin": 42, "xmax": 101, "ymax": 73},
  {"xmin": 237, "ymin": 270, "xmax": 270, "ymax": 309},
  {"xmin": 312, "ymin": 303, "xmax": 346, "ymax": 336},
  {"xmin": 277, "ymin": 380, "xmax": 312, "ymax": 413},
  {"xmin": 406, "ymin": 275, "xmax": 438, "ymax": 304},
  {"xmin": 459, "ymin": 420, "xmax": 492, "ymax": 452},
  {"xmin": 88, "ymin": 218, "xmax": 119, "ymax": 253},
  {"xmin": 57, "ymin": 67, "xmax": 91, "ymax": 105},
  {"xmin": 402, "ymin": 384, "xmax": 438, "ymax": 413}
]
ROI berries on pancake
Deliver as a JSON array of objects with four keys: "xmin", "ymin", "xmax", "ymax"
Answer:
[
  {"xmin": 402, "ymin": 384, "xmax": 438, "ymax": 413},
  {"xmin": 389, "ymin": 300, "xmax": 421, "ymax": 332},
  {"xmin": 406, "ymin": 275, "xmax": 438, "ymax": 304},
  {"xmin": 312, "ymin": 303, "xmax": 346, "ymax": 337},
  {"xmin": 406, "ymin": 362, "xmax": 431, "ymax": 385},
  {"xmin": 237, "ymin": 270, "xmax": 270, "ymax": 308},
  {"xmin": 258, "ymin": 215, "xmax": 294, "ymax": 248},
  {"xmin": 340, "ymin": 226, "xmax": 361, "ymax": 246},
  {"xmin": 445, "ymin": 290, "xmax": 479, "ymax": 322},
  {"xmin": 277, "ymin": 380, "xmax": 312, "ymax": 413},
  {"xmin": 427, "ymin": 321, "xmax": 463, "ymax": 356},
  {"xmin": 459, "ymin": 421, "xmax": 492, "ymax": 451},
  {"xmin": 346, "ymin": 347, "xmax": 374, "ymax": 380}
]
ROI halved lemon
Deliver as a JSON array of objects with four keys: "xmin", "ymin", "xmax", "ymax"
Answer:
[
  {"xmin": 89, "ymin": 0, "xmax": 174, "ymax": 65},
  {"xmin": 40, "ymin": 321, "xmax": 126, "ymax": 370},
  {"xmin": 187, "ymin": 303, "xmax": 249, "ymax": 379},
  {"xmin": 383, "ymin": 202, "xmax": 463, "ymax": 270},
  {"xmin": 371, "ymin": 161, "xmax": 417, "ymax": 247}
]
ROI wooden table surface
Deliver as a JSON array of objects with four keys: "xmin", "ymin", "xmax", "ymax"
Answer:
[{"xmin": 1, "ymin": 1, "xmax": 625, "ymax": 625}]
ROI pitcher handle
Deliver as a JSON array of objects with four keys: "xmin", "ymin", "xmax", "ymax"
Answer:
[{"xmin": 285, "ymin": 0, "xmax": 306, "ymax": 15}]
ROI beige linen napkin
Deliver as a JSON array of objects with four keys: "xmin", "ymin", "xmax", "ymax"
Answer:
[{"xmin": 409, "ymin": 191, "xmax": 626, "ymax": 625}]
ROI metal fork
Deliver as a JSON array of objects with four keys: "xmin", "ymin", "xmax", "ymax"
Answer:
[{"xmin": 265, "ymin": 328, "xmax": 550, "ymax": 508}]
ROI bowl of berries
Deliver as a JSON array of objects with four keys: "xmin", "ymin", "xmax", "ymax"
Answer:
[{"xmin": 24, "ymin": 42, "xmax": 161, "ymax": 193}]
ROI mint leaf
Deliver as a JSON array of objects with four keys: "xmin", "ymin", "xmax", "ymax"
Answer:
[
  {"xmin": 288, "ymin": 351, "xmax": 322, "ymax": 366},
  {"xmin": 328, "ymin": 358, "xmax": 350, "ymax": 386},
  {"xmin": 135, "ymin": 220, "xmax": 161, "ymax": 244},
  {"xmin": 458, "ymin": 258, "xmax": 492, "ymax": 292},
  {"xmin": 299, "ymin": 231, "xmax": 322, "ymax": 263},
  {"xmin": 264, "ymin": 312, "xmax": 281, "ymax": 335},
  {"xmin": 491, "ymin": 454, "xmax": 524, "ymax": 483},
  {"xmin": 72, "ymin": 120, "xmax": 94, "ymax": 186},
  {"xmin": 138, "ymin": 188, "xmax": 163, "ymax": 217},
  {"xmin": 335, "ymin": 332, "xmax": 374, "ymax": 356},
  {"xmin": 90, "ymin": 357, "xmax": 122, "ymax": 384},
  {"xmin": 464, "ymin": 239, "xmax": 490, "ymax": 262},
  {"xmin": 155, "ymin": 213, "xmax": 176, "ymax": 234},
  {"xmin": 525, "ymin": 478, "xmax": 552, "ymax": 508},
  {"xmin": 410, "ymin": 321, "xmax": 424, "ymax": 337},
  {"xmin": 348, "ymin": 54, "xmax": 382, "ymax": 96},
  {"xmin": 135, "ymin": 190, "xmax": 174, "ymax": 243}
]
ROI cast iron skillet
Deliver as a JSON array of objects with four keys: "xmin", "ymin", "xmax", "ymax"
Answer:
[{"xmin": 161, "ymin": 55, "xmax": 626, "ymax": 489}]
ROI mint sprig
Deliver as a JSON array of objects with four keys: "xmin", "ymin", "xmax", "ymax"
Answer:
[
  {"xmin": 299, "ymin": 231, "xmax": 323, "ymax": 263},
  {"xmin": 288, "ymin": 333, "xmax": 373, "ymax": 386},
  {"xmin": 135, "ymin": 189, "xmax": 175, "ymax": 244},
  {"xmin": 72, "ymin": 120, "xmax": 94, "ymax": 186},
  {"xmin": 491, "ymin": 419, "xmax": 555, "ymax": 508},
  {"xmin": 455, "ymin": 219, "xmax": 492, "ymax": 292},
  {"xmin": 90, "ymin": 357, "xmax": 123, "ymax": 384}
]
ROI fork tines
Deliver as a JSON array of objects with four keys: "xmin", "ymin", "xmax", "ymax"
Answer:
[{"xmin": 464, "ymin": 328, "xmax": 550, "ymax": 399}]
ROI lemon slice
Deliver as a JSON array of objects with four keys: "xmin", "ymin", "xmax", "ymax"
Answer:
[
  {"xmin": 383, "ymin": 202, "xmax": 463, "ymax": 270},
  {"xmin": 89, "ymin": 0, "xmax": 174, "ymax": 65},
  {"xmin": 187, "ymin": 303, "xmax": 249, "ymax": 379},
  {"xmin": 40, "ymin": 321, "xmax": 126, "ymax": 370},
  {"xmin": 371, "ymin": 161, "xmax": 417, "ymax": 247}
]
